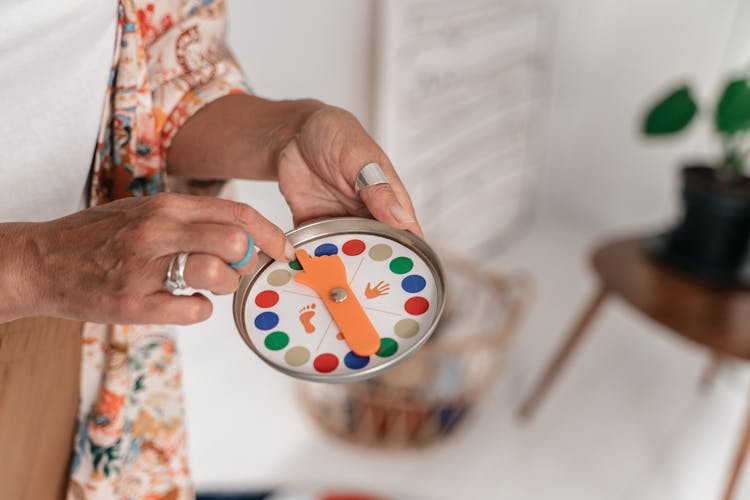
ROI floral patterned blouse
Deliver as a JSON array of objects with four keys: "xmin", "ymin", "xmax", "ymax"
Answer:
[{"xmin": 69, "ymin": 1, "xmax": 248, "ymax": 498}]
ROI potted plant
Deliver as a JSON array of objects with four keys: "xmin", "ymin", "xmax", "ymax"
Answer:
[{"xmin": 643, "ymin": 76, "xmax": 750, "ymax": 285}]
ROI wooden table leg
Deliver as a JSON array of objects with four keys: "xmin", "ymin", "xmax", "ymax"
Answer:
[
  {"xmin": 518, "ymin": 287, "xmax": 608, "ymax": 421},
  {"xmin": 723, "ymin": 392, "xmax": 750, "ymax": 500}
]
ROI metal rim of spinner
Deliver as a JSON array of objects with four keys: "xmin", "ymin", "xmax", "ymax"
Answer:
[{"xmin": 233, "ymin": 217, "xmax": 447, "ymax": 383}]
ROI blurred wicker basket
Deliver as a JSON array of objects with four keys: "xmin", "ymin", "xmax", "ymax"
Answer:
[{"xmin": 297, "ymin": 256, "xmax": 531, "ymax": 447}]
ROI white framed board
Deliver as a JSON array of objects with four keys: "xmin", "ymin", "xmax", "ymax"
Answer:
[{"xmin": 374, "ymin": 0, "xmax": 551, "ymax": 257}]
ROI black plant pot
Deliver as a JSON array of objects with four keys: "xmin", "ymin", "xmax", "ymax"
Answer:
[{"xmin": 648, "ymin": 165, "xmax": 750, "ymax": 286}]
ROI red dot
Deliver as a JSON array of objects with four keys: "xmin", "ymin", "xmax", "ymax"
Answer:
[
  {"xmin": 313, "ymin": 353, "xmax": 339, "ymax": 373},
  {"xmin": 404, "ymin": 297, "xmax": 429, "ymax": 315},
  {"xmin": 342, "ymin": 239, "xmax": 366, "ymax": 256},
  {"xmin": 255, "ymin": 290, "xmax": 279, "ymax": 308}
]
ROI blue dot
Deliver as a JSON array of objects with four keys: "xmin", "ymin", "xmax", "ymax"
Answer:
[
  {"xmin": 314, "ymin": 243, "xmax": 338, "ymax": 256},
  {"xmin": 438, "ymin": 404, "xmax": 467, "ymax": 431},
  {"xmin": 401, "ymin": 274, "xmax": 426, "ymax": 293},
  {"xmin": 254, "ymin": 311, "xmax": 279, "ymax": 330},
  {"xmin": 344, "ymin": 351, "xmax": 370, "ymax": 370}
]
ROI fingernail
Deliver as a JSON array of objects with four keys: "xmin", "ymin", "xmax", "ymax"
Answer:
[
  {"xmin": 284, "ymin": 240, "xmax": 296, "ymax": 262},
  {"xmin": 390, "ymin": 204, "xmax": 416, "ymax": 224}
]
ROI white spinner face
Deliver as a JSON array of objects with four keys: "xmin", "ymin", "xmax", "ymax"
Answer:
[{"xmin": 241, "ymin": 232, "xmax": 441, "ymax": 381}]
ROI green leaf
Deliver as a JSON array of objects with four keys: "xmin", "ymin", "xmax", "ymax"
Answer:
[
  {"xmin": 133, "ymin": 374, "xmax": 145, "ymax": 392},
  {"xmin": 716, "ymin": 78, "xmax": 750, "ymax": 134},
  {"xmin": 643, "ymin": 84, "xmax": 698, "ymax": 135}
]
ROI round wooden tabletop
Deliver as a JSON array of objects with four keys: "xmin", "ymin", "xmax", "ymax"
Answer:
[{"xmin": 592, "ymin": 237, "xmax": 750, "ymax": 361}]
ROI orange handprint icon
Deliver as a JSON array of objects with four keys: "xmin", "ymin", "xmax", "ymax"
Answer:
[{"xmin": 365, "ymin": 281, "xmax": 390, "ymax": 299}]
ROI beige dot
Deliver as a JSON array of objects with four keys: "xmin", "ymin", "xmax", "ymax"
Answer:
[
  {"xmin": 284, "ymin": 346, "xmax": 310, "ymax": 367},
  {"xmin": 369, "ymin": 243, "xmax": 393, "ymax": 261},
  {"xmin": 394, "ymin": 318, "xmax": 420, "ymax": 338},
  {"xmin": 267, "ymin": 269, "xmax": 291, "ymax": 287}
]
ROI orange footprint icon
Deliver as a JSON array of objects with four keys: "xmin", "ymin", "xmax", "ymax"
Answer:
[{"xmin": 299, "ymin": 303, "xmax": 316, "ymax": 333}]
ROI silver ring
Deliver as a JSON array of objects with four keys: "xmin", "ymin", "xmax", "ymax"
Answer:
[
  {"xmin": 354, "ymin": 162, "xmax": 389, "ymax": 194},
  {"xmin": 164, "ymin": 252, "xmax": 190, "ymax": 294}
]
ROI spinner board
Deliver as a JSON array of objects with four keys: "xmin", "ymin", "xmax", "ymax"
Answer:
[{"xmin": 234, "ymin": 218, "xmax": 446, "ymax": 382}]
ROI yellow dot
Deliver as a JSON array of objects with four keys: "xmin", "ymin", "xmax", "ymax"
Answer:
[
  {"xmin": 285, "ymin": 346, "xmax": 310, "ymax": 367},
  {"xmin": 394, "ymin": 318, "xmax": 420, "ymax": 338},
  {"xmin": 369, "ymin": 243, "xmax": 393, "ymax": 261},
  {"xmin": 267, "ymin": 269, "xmax": 291, "ymax": 287}
]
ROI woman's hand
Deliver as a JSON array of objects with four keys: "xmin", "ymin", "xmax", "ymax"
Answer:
[
  {"xmin": 2, "ymin": 193, "xmax": 293, "ymax": 325},
  {"xmin": 277, "ymin": 106, "xmax": 423, "ymax": 236},
  {"xmin": 167, "ymin": 96, "xmax": 423, "ymax": 236}
]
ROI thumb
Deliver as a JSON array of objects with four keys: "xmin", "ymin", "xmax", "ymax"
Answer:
[{"xmin": 358, "ymin": 183, "xmax": 424, "ymax": 238}]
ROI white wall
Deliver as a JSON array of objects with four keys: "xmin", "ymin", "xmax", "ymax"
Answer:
[
  {"xmin": 539, "ymin": 0, "xmax": 750, "ymax": 233},
  {"xmin": 224, "ymin": 0, "xmax": 375, "ymax": 230},
  {"xmin": 222, "ymin": 0, "xmax": 750, "ymax": 258},
  {"xmin": 226, "ymin": 0, "xmax": 374, "ymax": 127}
]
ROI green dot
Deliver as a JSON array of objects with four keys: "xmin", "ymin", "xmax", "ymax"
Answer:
[
  {"xmin": 264, "ymin": 331, "xmax": 289, "ymax": 351},
  {"xmin": 289, "ymin": 259, "xmax": 302, "ymax": 270},
  {"xmin": 389, "ymin": 256, "xmax": 414, "ymax": 274},
  {"xmin": 377, "ymin": 338, "xmax": 398, "ymax": 358}
]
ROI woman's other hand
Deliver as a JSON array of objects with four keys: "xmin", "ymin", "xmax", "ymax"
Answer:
[
  {"xmin": 2, "ymin": 193, "xmax": 293, "ymax": 324},
  {"xmin": 167, "ymin": 96, "xmax": 423, "ymax": 237},
  {"xmin": 277, "ymin": 106, "xmax": 423, "ymax": 237}
]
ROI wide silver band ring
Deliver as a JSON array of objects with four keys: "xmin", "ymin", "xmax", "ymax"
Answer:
[
  {"xmin": 164, "ymin": 252, "xmax": 190, "ymax": 294},
  {"xmin": 354, "ymin": 162, "xmax": 389, "ymax": 194}
]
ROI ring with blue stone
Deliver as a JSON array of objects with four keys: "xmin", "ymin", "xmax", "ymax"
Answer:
[{"xmin": 228, "ymin": 234, "xmax": 255, "ymax": 269}]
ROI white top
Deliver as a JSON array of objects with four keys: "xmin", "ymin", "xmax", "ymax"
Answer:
[{"xmin": 0, "ymin": 0, "xmax": 117, "ymax": 222}]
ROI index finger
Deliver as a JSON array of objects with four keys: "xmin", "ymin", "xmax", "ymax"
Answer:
[{"xmin": 150, "ymin": 194, "xmax": 295, "ymax": 262}]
